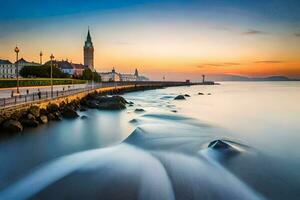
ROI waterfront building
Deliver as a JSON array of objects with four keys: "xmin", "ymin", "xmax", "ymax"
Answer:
[
  {"xmin": 0, "ymin": 58, "xmax": 41, "ymax": 78},
  {"xmin": 99, "ymin": 68, "xmax": 149, "ymax": 82},
  {"xmin": 16, "ymin": 58, "xmax": 41, "ymax": 69},
  {"xmin": 99, "ymin": 68, "xmax": 121, "ymax": 82},
  {"xmin": 0, "ymin": 59, "xmax": 15, "ymax": 78},
  {"xmin": 71, "ymin": 63, "xmax": 86, "ymax": 77},
  {"xmin": 83, "ymin": 29, "xmax": 94, "ymax": 70}
]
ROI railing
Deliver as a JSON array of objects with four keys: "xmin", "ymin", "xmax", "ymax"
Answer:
[{"xmin": 0, "ymin": 81, "xmax": 191, "ymax": 109}]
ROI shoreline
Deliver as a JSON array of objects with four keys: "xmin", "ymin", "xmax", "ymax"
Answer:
[{"xmin": 0, "ymin": 82, "xmax": 194, "ymax": 136}]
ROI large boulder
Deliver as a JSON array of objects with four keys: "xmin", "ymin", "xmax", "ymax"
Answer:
[
  {"xmin": 2, "ymin": 120, "xmax": 23, "ymax": 132},
  {"xmin": 39, "ymin": 115, "xmax": 48, "ymax": 124},
  {"xmin": 97, "ymin": 102, "xmax": 126, "ymax": 110},
  {"xmin": 174, "ymin": 95, "xmax": 186, "ymax": 100},
  {"xmin": 135, "ymin": 108, "xmax": 145, "ymax": 112},
  {"xmin": 62, "ymin": 108, "xmax": 79, "ymax": 119},
  {"xmin": 47, "ymin": 103, "xmax": 59, "ymax": 113},
  {"xmin": 208, "ymin": 140, "xmax": 232, "ymax": 150},
  {"xmin": 21, "ymin": 119, "xmax": 39, "ymax": 127},
  {"xmin": 184, "ymin": 94, "xmax": 190, "ymax": 97},
  {"xmin": 28, "ymin": 106, "xmax": 40, "ymax": 118}
]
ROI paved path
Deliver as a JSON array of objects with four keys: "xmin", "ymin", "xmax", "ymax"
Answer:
[{"xmin": 0, "ymin": 84, "xmax": 89, "ymax": 98}]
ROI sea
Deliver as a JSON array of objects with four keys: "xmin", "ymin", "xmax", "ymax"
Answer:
[{"xmin": 0, "ymin": 81, "xmax": 299, "ymax": 199}]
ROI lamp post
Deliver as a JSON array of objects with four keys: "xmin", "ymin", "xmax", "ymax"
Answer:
[
  {"xmin": 14, "ymin": 46, "xmax": 20, "ymax": 94},
  {"xmin": 50, "ymin": 54, "xmax": 54, "ymax": 97},
  {"xmin": 92, "ymin": 69, "xmax": 94, "ymax": 89},
  {"xmin": 40, "ymin": 51, "xmax": 43, "ymax": 65},
  {"xmin": 202, "ymin": 74, "xmax": 205, "ymax": 83}
]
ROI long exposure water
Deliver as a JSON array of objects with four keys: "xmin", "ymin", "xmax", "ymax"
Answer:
[{"xmin": 0, "ymin": 82, "xmax": 299, "ymax": 199}]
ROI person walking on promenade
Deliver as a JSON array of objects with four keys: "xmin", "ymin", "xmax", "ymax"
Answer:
[
  {"xmin": 11, "ymin": 91, "xmax": 14, "ymax": 97},
  {"xmin": 26, "ymin": 89, "xmax": 29, "ymax": 95},
  {"xmin": 38, "ymin": 89, "xmax": 41, "ymax": 100}
]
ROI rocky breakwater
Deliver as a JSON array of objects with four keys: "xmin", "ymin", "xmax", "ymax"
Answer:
[{"xmin": 0, "ymin": 92, "xmax": 128, "ymax": 135}]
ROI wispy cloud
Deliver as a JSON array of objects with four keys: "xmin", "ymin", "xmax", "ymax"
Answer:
[
  {"xmin": 242, "ymin": 29, "xmax": 267, "ymax": 35},
  {"xmin": 197, "ymin": 62, "xmax": 241, "ymax": 68},
  {"xmin": 294, "ymin": 33, "xmax": 300, "ymax": 37},
  {"xmin": 254, "ymin": 60, "xmax": 284, "ymax": 64}
]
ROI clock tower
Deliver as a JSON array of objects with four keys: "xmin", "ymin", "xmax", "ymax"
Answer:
[{"xmin": 84, "ymin": 29, "xmax": 94, "ymax": 70}]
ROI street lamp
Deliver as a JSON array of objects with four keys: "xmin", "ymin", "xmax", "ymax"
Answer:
[
  {"xmin": 14, "ymin": 46, "xmax": 20, "ymax": 94},
  {"xmin": 40, "ymin": 51, "xmax": 43, "ymax": 65},
  {"xmin": 50, "ymin": 54, "xmax": 54, "ymax": 97}
]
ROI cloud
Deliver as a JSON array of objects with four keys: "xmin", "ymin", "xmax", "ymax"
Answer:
[
  {"xmin": 242, "ymin": 29, "xmax": 267, "ymax": 35},
  {"xmin": 294, "ymin": 33, "xmax": 300, "ymax": 37},
  {"xmin": 254, "ymin": 61, "xmax": 284, "ymax": 64},
  {"xmin": 197, "ymin": 62, "xmax": 241, "ymax": 68}
]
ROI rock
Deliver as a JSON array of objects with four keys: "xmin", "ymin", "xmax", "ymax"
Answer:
[
  {"xmin": 129, "ymin": 104, "xmax": 134, "ymax": 107},
  {"xmin": 135, "ymin": 108, "xmax": 145, "ymax": 112},
  {"xmin": 79, "ymin": 107, "xmax": 87, "ymax": 112},
  {"xmin": 174, "ymin": 95, "xmax": 186, "ymax": 100},
  {"xmin": 40, "ymin": 108, "xmax": 48, "ymax": 116},
  {"xmin": 39, "ymin": 115, "xmax": 48, "ymax": 124},
  {"xmin": 28, "ymin": 106, "xmax": 40, "ymax": 118},
  {"xmin": 171, "ymin": 110, "xmax": 177, "ymax": 113},
  {"xmin": 53, "ymin": 112, "xmax": 62, "ymax": 121},
  {"xmin": 184, "ymin": 94, "xmax": 190, "ymax": 97},
  {"xmin": 27, "ymin": 113, "xmax": 36, "ymax": 120},
  {"xmin": 128, "ymin": 101, "xmax": 134, "ymax": 105},
  {"xmin": 207, "ymin": 93, "xmax": 211, "ymax": 95},
  {"xmin": 47, "ymin": 103, "xmax": 59, "ymax": 113},
  {"xmin": 21, "ymin": 119, "xmax": 39, "ymax": 127},
  {"xmin": 2, "ymin": 120, "xmax": 23, "ymax": 132},
  {"xmin": 97, "ymin": 102, "xmax": 126, "ymax": 110},
  {"xmin": 198, "ymin": 92, "xmax": 204, "ymax": 95},
  {"xmin": 208, "ymin": 140, "xmax": 232, "ymax": 150},
  {"xmin": 62, "ymin": 108, "xmax": 79, "ymax": 119},
  {"xmin": 47, "ymin": 113, "xmax": 56, "ymax": 121},
  {"xmin": 80, "ymin": 115, "xmax": 88, "ymax": 119}
]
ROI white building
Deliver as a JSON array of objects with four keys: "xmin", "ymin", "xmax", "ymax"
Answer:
[
  {"xmin": 99, "ymin": 68, "xmax": 149, "ymax": 82},
  {"xmin": 0, "ymin": 59, "xmax": 15, "ymax": 78},
  {"xmin": 98, "ymin": 68, "xmax": 121, "ymax": 82}
]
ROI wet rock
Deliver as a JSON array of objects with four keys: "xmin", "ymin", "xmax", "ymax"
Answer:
[
  {"xmin": 184, "ymin": 94, "xmax": 190, "ymax": 97},
  {"xmin": 53, "ymin": 112, "xmax": 62, "ymax": 121},
  {"xmin": 135, "ymin": 108, "xmax": 145, "ymax": 112},
  {"xmin": 84, "ymin": 94, "xmax": 127, "ymax": 110},
  {"xmin": 47, "ymin": 103, "xmax": 59, "ymax": 113},
  {"xmin": 129, "ymin": 104, "xmax": 134, "ymax": 107},
  {"xmin": 174, "ymin": 95, "xmax": 186, "ymax": 100},
  {"xmin": 40, "ymin": 108, "xmax": 48, "ymax": 116},
  {"xmin": 97, "ymin": 102, "xmax": 126, "ymax": 110},
  {"xmin": 21, "ymin": 119, "xmax": 39, "ymax": 127},
  {"xmin": 207, "ymin": 93, "xmax": 211, "ymax": 95},
  {"xmin": 28, "ymin": 106, "xmax": 40, "ymax": 118},
  {"xmin": 47, "ymin": 113, "xmax": 56, "ymax": 121},
  {"xmin": 171, "ymin": 110, "xmax": 177, "ymax": 113},
  {"xmin": 81, "ymin": 115, "xmax": 88, "ymax": 119},
  {"xmin": 79, "ymin": 107, "xmax": 87, "ymax": 112},
  {"xmin": 208, "ymin": 140, "xmax": 232, "ymax": 150},
  {"xmin": 39, "ymin": 115, "xmax": 48, "ymax": 124},
  {"xmin": 27, "ymin": 113, "xmax": 35, "ymax": 120},
  {"xmin": 2, "ymin": 120, "xmax": 23, "ymax": 132},
  {"xmin": 198, "ymin": 92, "xmax": 204, "ymax": 95},
  {"xmin": 62, "ymin": 108, "xmax": 79, "ymax": 119},
  {"xmin": 128, "ymin": 101, "xmax": 134, "ymax": 105}
]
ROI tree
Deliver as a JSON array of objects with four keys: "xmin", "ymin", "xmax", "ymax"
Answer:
[
  {"xmin": 20, "ymin": 65, "xmax": 69, "ymax": 78},
  {"xmin": 82, "ymin": 69, "xmax": 101, "ymax": 82}
]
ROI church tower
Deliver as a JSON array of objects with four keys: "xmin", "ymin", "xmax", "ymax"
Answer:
[{"xmin": 84, "ymin": 29, "xmax": 94, "ymax": 70}]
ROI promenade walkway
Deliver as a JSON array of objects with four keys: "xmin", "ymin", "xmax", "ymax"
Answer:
[{"xmin": 0, "ymin": 81, "xmax": 191, "ymax": 109}]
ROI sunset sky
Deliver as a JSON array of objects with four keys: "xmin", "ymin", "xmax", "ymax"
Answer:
[{"xmin": 1, "ymin": 0, "xmax": 300, "ymax": 81}]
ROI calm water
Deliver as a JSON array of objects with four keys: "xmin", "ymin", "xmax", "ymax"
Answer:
[{"xmin": 0, "ymin": 82, "xmax": 299, "ymax": 199}]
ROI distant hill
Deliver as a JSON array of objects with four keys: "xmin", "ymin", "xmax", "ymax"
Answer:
[{"xmin": 206, "ymin": 75, "xmax": 299, "ymax": 82}]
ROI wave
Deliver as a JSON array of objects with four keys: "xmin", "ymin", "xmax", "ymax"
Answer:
[{"xmin": 0, "ymin": 113, "xmax": 265, "ymax": 200}]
